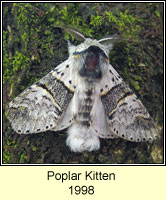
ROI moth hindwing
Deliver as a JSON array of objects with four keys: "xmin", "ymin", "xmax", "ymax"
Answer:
[{"xmin": 7, "ymin": 33, "xmax": 158, "ymax": 152}]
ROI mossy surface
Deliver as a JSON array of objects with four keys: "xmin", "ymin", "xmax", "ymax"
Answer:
[{"xmin": 3, "ymin": 2, "xmax": 163, "ymax": 164}]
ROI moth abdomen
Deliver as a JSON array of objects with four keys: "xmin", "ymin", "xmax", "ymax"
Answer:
[
  {"xmin": 78, "ymin": 111, "xmax": 91, "ymax": 119},
  {"xmin": 85, "ymin": 89, "xmax": 93, "ymax": 96},
  {"xmin": 79, "ymin": 120, "xmax": 91, "ymax": 127},
  {"xmin": 77, "ymin": 102, "xmax": 92, "ymax": 123},
  {"xmin": 84, "ymin": 97, "xmax": 93, "ymax": 106},
  {"xmin": 81, "ymin": 105, "xmax": 92, "ymax": 112}
]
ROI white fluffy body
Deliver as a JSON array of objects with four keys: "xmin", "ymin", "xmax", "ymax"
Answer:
[
  {"xmin": 66, "ymin": 124, "xmax": 100, "ymax": 152},
  {"xmin": 65, "ymin": 76, "xmax": 101, "ymax": 152},
  {"xmin": 64, "ymin": 38, "xmax": 117, "ymax": 152}
]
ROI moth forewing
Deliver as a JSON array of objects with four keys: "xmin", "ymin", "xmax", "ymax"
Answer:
[{"xmin": 7, "ymin": 59, "xmax": 75, "ymax": 134}]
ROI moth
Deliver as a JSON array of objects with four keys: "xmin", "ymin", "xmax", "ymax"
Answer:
[{"xmin": 7, "ymin": 27, "xmax": 158, "ymax": 152}]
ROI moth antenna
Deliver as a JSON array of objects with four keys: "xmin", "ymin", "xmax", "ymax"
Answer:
[
  {"xmin": 98, "ymin": 35, "xmax": 118, "ymax": 42},
  {"xmin": 98, "ymin": 35, "xmax": 118, "ymax": 52},
  {"xmin": 56, "ymin": 24, "xmax": 86, "ymax": 41},
  {"xmin": 98, "ymin": 35, "xmax": 118, "ymax": 45}
]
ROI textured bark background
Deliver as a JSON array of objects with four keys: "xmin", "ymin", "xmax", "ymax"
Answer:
[{"xmin": 3, "ymin": 2, "xmax": 163, "ymax": 164}]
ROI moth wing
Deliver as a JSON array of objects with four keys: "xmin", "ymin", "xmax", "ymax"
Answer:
[
  {"xmin": 100, "ymin": 64, "xmax": 158, "ymax": 142},
  {"xmin": 7, "ymin": 59, "xmax": 76, "ymax": 134}
]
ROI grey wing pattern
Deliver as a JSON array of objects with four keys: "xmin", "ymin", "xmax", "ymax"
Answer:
[
  {"xmin": 7, "ymin": 60, "xmax": 75, "ymax": 134},
  {"xmin": 100, "ymin": 64, "xmax": 158, "ymax": 142}
]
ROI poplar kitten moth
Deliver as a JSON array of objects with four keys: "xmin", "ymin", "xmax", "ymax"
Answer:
[{"xmin": 7, "ymin": 28, "xmax": 158, "ymax": 152}]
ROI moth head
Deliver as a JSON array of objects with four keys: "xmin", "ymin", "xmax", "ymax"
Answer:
[
  {"xmin": 61, "ymin": 26, "xmax": 117, "ymax": 79},
  {"xmin": 68, "ymin": 36, "xmax": 117, "ymax": 79},
  {"xmin": 68, "ymin": 36, "xmax": 117, "ymax": 58}
]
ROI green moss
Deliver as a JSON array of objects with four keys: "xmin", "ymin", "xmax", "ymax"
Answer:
[
  {"xmin": 104, "ymin": 9, "xmax": 142, "ymax": 40},
  {"xmin": 3, "ymin": 149, "xmax": 13, "ymax": 164},
  {"xmin": 32, "ymin": 145, "xmax": 37, "ymax": 152},
  {"xmin": 130, "ymin": 80, "xmax": 141, "ymax": 91},
  {"xmin": 88, "ymin": 154, "xmax": 95, "ymax": 163},
  {"xmin": 19, "ymin": 150, "xmax": 27, "ymax": 164},
  {"xmin": 47, "ymin": 3, "xmax": 93, "ymax": 39},
  {"xmin": 151, "ymin": 145, "xmax": 163, "ymax": 163}
]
